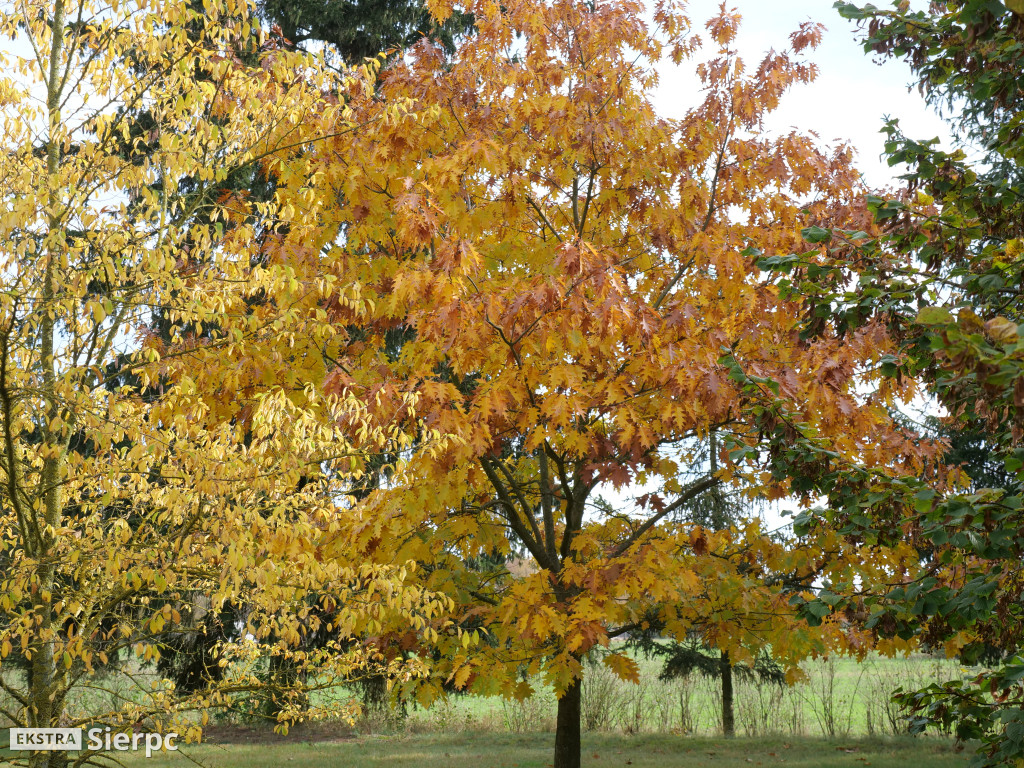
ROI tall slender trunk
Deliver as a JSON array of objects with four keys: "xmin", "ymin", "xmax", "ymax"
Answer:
[
  {"xmin": 720, "ymin": 650, "xmax": 734, "ymax": 738},
  {"xmin": 553, "ymin": 675, "xmax": 582, "ymax": 768},
  {"xmin": 30, "ymin": 3, "xmax": 68, "ymax": 767}
]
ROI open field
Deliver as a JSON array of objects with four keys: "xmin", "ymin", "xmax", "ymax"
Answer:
[
  {"xmin": 394, "ymin": 653, "xmax": 967, "ymax": 739},
  {"xmin": 100, "ymin": 733, "xmax": 968, "ymax": 768},
  {"xmin": 0, "ymin": 651, "xmax": 980, "ymax": 768},
  {"xmin": 0, "ymin": 652, "xmax": 974, "ymax": 742}
]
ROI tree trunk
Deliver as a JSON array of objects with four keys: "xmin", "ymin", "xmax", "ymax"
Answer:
[
  {"xmin": 262, "ymin": 653, "xmax": 307, "ymax": 720},
  {"xmin": 30, "ymin": 1, "xmax": 68, "ymax": 766},
  {"xmin": 553, "ymin": 676, "xmax": 582, "ymax": 768},
  {"xmin": 720, "ymin": 650, "xmax": 734, "ymax": 738}
]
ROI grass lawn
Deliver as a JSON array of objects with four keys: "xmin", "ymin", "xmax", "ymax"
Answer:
[{"xmin": 108, "ymin": 732, "xmax": 969, "ymax": 768}]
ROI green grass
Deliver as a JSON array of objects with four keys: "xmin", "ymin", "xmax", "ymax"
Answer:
[
  {"xmin": 0, "ymin": 650, "xmax": 975, "ymax": 741},
  {"xmin": 108, "ymin": 733, "xmax": 968, "ymax": 768},
  {"xmin": 399, "ymin": 653, "xmax": 968, "ymax": 739},
  {"xmin": 0, "ymin": 651, "xmax": 981, "ymax": 767}
]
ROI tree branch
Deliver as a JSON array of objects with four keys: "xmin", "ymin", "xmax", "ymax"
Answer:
[
  {"xmin": 611, "ymin": 476, "xmax": 720, "ymax": 558},
  {"xmin": 538, "ymin": 448, "xmax": 559, "ymax": 567},
  {"xmin": 479, "ymin": 457, "xmax": 553, "ymax": 570}
]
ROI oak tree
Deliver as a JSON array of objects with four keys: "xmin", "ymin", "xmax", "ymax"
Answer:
[{"xmin": 286, "ymin": 1, "xmax": 934, "ymax": 766}]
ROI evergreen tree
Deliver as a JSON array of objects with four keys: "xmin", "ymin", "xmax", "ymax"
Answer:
[
  {"xmin": 260, "ymin": 0, "xmax": 473, "ymax": 61},
  {"xmin": 628, "ymin": 431, "xmax": 777, "ymax": 739}
]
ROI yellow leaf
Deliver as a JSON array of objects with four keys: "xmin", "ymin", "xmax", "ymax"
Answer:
[{"xmin": 603, "ymin": 653, "xmax": 640, "ymax": 684}]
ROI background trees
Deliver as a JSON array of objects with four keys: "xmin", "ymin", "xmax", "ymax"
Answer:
[{"xmin": 260, "ymin": 0, "xmax": 473, "ymax": 61}]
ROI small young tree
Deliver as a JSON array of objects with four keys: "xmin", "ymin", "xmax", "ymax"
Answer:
[
  {"xmin": 628, "ymin": 432, "xmax": 783, "ymax": 739},
  {"xmin": 653, "ymin": 636, "xmax": 784, "ymax": 736}
]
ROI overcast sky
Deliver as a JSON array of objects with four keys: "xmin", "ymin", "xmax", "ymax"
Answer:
[{"xmin": 653, "ymin": 0, "xmax": 953, "ymax": 189}]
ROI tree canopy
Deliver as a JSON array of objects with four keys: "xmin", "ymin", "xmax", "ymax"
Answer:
[
  {"xmin": 269, "ymin": 2, "xmax": 939, "ymax": 765},
  {"xmin": 0, "ymin": 2, "xmax": 449, "ymax": 764}
]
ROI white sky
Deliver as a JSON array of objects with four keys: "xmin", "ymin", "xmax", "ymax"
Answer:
[{"xmin": 654, "ymin": 0, "xmax": 953, "ymax": 190}]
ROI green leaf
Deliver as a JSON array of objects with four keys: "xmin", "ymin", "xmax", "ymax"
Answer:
[
  {"xmin": 833, "ymin": 2, "xmax": 876, "ymax": 20},
  {"xmin": 756, "ymin": 254, "xmax": 798, "ymax": 273},
  {"xmin": 803, "ymin": 600, "xmax": 831, "ymax": 620},
  {"xmin": 916, "ymin": 306, "xmax": 954, "ymax": 325},
  {"xmin": 800, "ymin": 225, "xmax": 832, "ymax": 244}
]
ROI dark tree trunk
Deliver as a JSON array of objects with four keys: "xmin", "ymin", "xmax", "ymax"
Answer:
[
  {"xmin": 262, "ymin": 653, "xmax": 306, "ymax": 720},
  {"xmin": 554, "ymin": 676, "xmax": 582, "ymax": 768},
  {"xmin": 720, "ymin": 650, "xmax": 734, "ymax": 738}
]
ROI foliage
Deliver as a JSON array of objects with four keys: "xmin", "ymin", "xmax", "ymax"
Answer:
[
  {"xmin": 0, "ymin": 1, "xmax": 450, "ymax": 763},
  {"xmin": 924, "ymin": 418, "xmax": 1015, "ymax": 495},
  {"xmin": 260, "ymin": 0, "xmax": 473, "ymax": 62},
  {"xmin": 278, "ymin": 1, "xmax": 939, "ymax": 766},
  {"xmin": 653, "ymin": 638, "xmax": 785, "ymax": 688},
  {"xmin": 744, "ymin": 2, "xmax": 1024, "ymax": 764},
  {"xmin": 132, "ymin": 0, "xmax": 470, "ymax": 712}
]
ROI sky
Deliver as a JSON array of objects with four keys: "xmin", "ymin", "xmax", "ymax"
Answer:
[{"xmin": 653, "ymin": 0, "xmax": 953, "ymax": 190}]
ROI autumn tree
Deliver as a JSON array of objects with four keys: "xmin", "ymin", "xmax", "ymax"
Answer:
[
  {"xmin": 0, "ymin": 1, "xmax": 449, "ymax": 764},
  {"xmin": 280, "ymin": 1, "xmax": 934, "ymax": 766},
  {"xmin": 91, "ymin": 0, "xmax": 470, "ymax": 716},
  {"xmin": 746, "ymin": 2, "xmax": 1024, "ymax": 764}
]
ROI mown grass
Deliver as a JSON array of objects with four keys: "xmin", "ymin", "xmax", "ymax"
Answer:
[{"xmin": 110, "ymin": 732, "xmax": 968, "ymax": 768}]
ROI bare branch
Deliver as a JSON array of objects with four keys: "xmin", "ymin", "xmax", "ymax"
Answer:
[{"xmin": 611, "ymin": 476, "xmax": 720, "ymax": 558}]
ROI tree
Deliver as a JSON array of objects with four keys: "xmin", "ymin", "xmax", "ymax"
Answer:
[
  {"xmin": 285, "ymin": 2, "xmax": 934, "ymax": 766},
  {"xmin": 649, "ymin": 634, "xmax": 784, "ymax": 737},
  {"xmin": 748, "ymin": 2, "xmax": 1024, "ymax": 764},
  {"xmin": 260, "ymin": 0, "xmax": 473, "ymax": 62},
  {"xmin": 627, "ymin": 431, "xmax": 780, "ymax": 739},
  {"xmin": 668, "ymin": 432, "xmax": 754, "ymax": 739},
  {"xmin": 925, "ymin": 417, "xmax": 1014, "ymax": 496},
  {"xmin": 0, "ymin": 1, "xmax": 448, "ymax": 764},
  {"xmin": 81, "ymin": 0, "xmax": 461, "ymax": 718}
]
